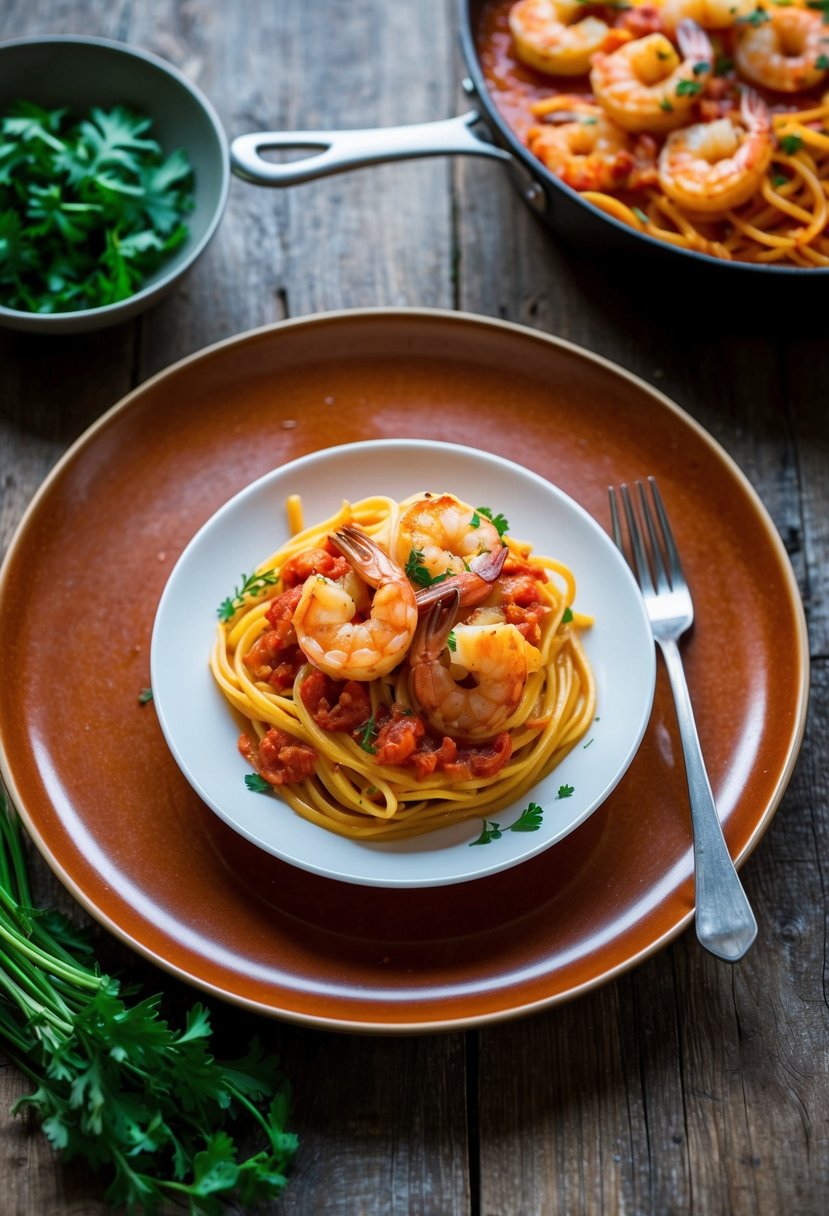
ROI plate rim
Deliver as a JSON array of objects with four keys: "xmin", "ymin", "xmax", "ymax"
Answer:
[{"xmin": 0, "ymin": 307, "xmax": 811, "ymax": 1031}]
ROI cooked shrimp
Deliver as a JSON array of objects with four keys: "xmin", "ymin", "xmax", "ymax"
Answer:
[
  {"xmin": 409, "ymin": 590, "xmax": 540, "ymax": 742},
  {"xmin": 394, "ymin": 492, "xmax": 505, "ymax": 581},
  {"xmin": 508, "ymin": 0, "xmax": 610, "ymax": 77},
  {"xmin": 528, "ymin": 105, "xmax": 655, "ymax": 190},
  {"xmin": 415, "ymin": 545, "xmax": 508, "ymax": 612},
  {"xmin": 659, "ymin": 0, "xmax": 755, "ymax": 32},
  {"xmin": 735, "ymin": 6, "xmax": 829, "ymax": 94},
  {"xmin": 658, "ymin": 88, "xmax": 773, "ymax": 212},
  {"xmin": 293, "ymin": 526, "xmax": 417, "ymax": 681},
  {"xmin": 590, "ymin": 19, "xmax": 713, "ymax": 133}
]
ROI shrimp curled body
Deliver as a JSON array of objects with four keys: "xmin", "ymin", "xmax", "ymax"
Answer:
[
  {"xmin": 658, "ymin": 88, "xmax": 773, "ymax": 213},
  {"xmin": 409, "ymin": 590, "xmax": 539, "ymax": 742},
  {"xmin": 659, "ymin": 0, "xmax": 755, "ymax": 32},
  {"xmin": 590, "ymin": 19, "xmax": 713, "ymax": 133},
  {"xmin": 734, "ymin": 7, "xmax": 829, "ymax": 94},
  {"xmin": 528, "ymin": 106, "xmax": 653, "ymax": 191},
  {"xmin": 394, "ymin": 492, "xmax": 505, "ymax": 580},
  {"xmin": 509, "ymin": 0, "xmax": 610, "ymax": 77},
  {"xmin": 293, "ymin": 526, "xmax": 417, "ymax": 681}
]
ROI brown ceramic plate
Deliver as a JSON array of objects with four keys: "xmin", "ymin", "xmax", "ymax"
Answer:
[{"xmin": 0, "ymin": 310, "xmax": 809, "ymax": 1031}]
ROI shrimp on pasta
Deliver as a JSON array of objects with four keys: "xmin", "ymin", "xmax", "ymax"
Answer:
[{"xmin": 210, "ymin": 491, "xmax": 595, "ymax": 841}]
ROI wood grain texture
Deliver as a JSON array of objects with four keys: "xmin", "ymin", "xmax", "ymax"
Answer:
[{"xmin": 1, "ymin": 1, "xmax": 828, "ymax": 1214}]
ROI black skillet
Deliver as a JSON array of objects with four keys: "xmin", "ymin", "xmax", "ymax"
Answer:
[{"xmin": 230, "ymin": 0, "xmax": 828, "ymax": 290}]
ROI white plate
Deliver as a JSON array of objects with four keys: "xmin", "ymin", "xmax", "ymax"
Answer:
[{"xmin": 151, "ymin": 439, "xmax": 656, "ymax": 887}]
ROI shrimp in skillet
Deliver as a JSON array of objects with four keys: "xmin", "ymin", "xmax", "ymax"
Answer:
[
  {"xmin": 659, "ymin": 0, "xmax": 755, "ymax": 33},
  {"xmin": 590, "ymin": 19, "xmax": 713, "ymax": 133},
  {"xmin": 735, "ymin": 6, "xmax": 829, "ymax": 94},
  {"xmin": 293, "ymin": 526, "xmax": 417, "ymax": 681},
  {"xmin": 509, "ymin": 0, "xmax": 611, "ymax": 77},
  {"xmin": 527, "ymin": 100, "xmax": 657, "ymax": 191},
  {"xmin": 394, "ymin": 492, "xmax": 505, "ymax": 581},
  {"xmin": 408, "ymin": 590, "xmax": 540, "ymax": 742},
  {"xmin": 658, "ymin": 88, "xmax": 773, "ymax": 213}
]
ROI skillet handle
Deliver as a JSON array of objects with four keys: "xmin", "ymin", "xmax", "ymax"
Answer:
[{"xmin": 230, "ymin": 110, "xmax": 512, "ymax": 186}]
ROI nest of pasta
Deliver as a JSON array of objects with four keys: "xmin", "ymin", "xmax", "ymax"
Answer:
[{"xmin": 210, "ymin": 491, "xmax": 595, "ymax": 841}]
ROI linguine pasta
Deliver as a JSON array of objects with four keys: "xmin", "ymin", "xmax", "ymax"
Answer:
[{"xmin": 210, "ymin": 493, "xmax": 596, "ymax": 841}]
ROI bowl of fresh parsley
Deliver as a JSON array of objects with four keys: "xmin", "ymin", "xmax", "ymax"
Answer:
[{"xmin": 0, "ymin": 35, "xmax": 230, "ymax": 333}]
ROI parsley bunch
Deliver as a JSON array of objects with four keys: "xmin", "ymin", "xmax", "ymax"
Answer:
[
  {"xmin": 0, "ymin": 100, "xmax": 194, "ymax": 314},
  {"xmin": 0, "ymin": 793, "xmax": 297, "ymax": 1212}
]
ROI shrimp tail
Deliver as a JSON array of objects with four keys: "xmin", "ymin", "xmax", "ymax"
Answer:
[
  {"xmin": 412, "ymin": 588, "xmax": 461, "ymax": 662},
  {"xmin": 415, "ymin": 545, "xmax": 507, "ymax": 612},
  {"xmin": 329, "ymin": 525, "xmax": 394, "ymax": 585},
  {"xmin": 676, "ymin": 18, "xmax": 712, "ymax": 66},
  {"xmin": 741, "ymin": 86, "xmax": 769, "ymax": 133}
]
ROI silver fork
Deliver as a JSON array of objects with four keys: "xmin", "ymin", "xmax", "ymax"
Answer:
[{"xmin": 609, "ymin": 477, "xmax": 757, "ymax": 962}]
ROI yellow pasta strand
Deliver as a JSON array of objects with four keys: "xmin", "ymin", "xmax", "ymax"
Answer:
[{"xmin": 209, "ymin": 494, "xmax": 596, "ymax": 841}]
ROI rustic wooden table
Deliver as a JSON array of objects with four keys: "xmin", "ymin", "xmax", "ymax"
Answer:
[{"xmin": 1, "ymin": 1, "xmax": 826, "ymax": 1213}]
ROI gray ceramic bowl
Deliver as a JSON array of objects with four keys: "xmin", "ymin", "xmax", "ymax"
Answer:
[{"xmin": 0, "ymin": 35, "xmax": 230, "ymax": 334}]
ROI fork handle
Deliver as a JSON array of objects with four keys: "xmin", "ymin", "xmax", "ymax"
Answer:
[{"xmin": 658, "ymin": 638, "xmax": 758, "ymax": 962}]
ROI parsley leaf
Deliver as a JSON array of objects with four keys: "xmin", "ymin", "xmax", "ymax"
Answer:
[
  {"xmin": 562, "ymin": 606, "xmax": 574, "ymax": 624},
  {"xmin": 217, "ymin": 569, "xmax": 279, "ymax": 621},
  {"xmin": 676, "ymin": 79, "xmax": 703, "ymax": 96},
  {"xmin": 737, "ymin": 6, "xmax": 771, "ymax": 24},
  {"xmin": 0, "ymin": 100, "xmax": 194, "ymax": 314},
  {"xmin": 137, "ymin": 687, "xmax": 153, "ymax": 705},
  {"xmin": 778, "ymin": 133, "xmax": 803, "ymax": 155},
  {"xmin": 556, "ymin": 784, "xmax": 575, "ymax": 799},
  {"xmin": 469, "ymin": 819, "xmax": 503, "ymax": 845},
  {"xmin": 509, "ymin": 801, "xmax": 544, "ymax": 832},
  {"xmin": 475, "ymin": 506, "xmax": 510, "ymax": 537},
  {"xmin": 245, "ymin": 772, "xmax": 272, "ymax": 793},
  {"xmin": 357, "ymin": 712, "xmax": 378, "ymax": 754},
  {"xmin": 404, "ymin": 547, "xmax": 450, "ymax": 588}
]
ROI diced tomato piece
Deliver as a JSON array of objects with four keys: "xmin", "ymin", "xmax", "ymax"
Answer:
[
  {"xmin": 239, "ymin": 727, "xmax": 317, "ymax": 785},
  {"xmin": 300, "ymin": 668, "xmax": 372, "ymax": 732}
]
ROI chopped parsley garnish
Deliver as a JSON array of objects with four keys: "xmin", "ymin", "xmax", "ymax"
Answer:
[
  {"xmin": 632, "ymin": 206, "xmax": 649, "ymax": 225},
  {"xmin": 475, "ymin": 506, "xmax": 509, "ymax": 537},
  {"xmin": 778, "ymin": 133, "xmax": 803, "ymax": 155},
  {"xmin": 737, "ymin": 7, "xmax": 771, "ymax": 24},
  {"xmin": 357, "ymin": 712, "xmax": 378, "ymax": 754},
  {"xmin": 469, "ymin": 801, "xmax": 546, "ymax": 845},
  {"xmin": 217, "ymin": 569, "xmax": 279, "ymax": 621},
  {"xmin": 660, "ymin": 99, "xmax": 674, "ymax": 113},
  {"xmin": 715, "ymin": 55, "xmax": 734, "ymax": 76},
  {"xmin": 562, "ymin": 606, "xmax": 574, "ymax": 624},
  {"xmin": 404, "ymin": 547, "xmax": 451, "ymax": 588},
  {"xmin": 692, "ymin": 60, "xmax": 710, "ymax": 75},
  {"xmin": 556, "ymin": 783, "xmax": 575, "ymax": 800},
  {"xmin": 806, "ymin": 0, "xmax": 829, "ymax": 21},
  {"xmin": 0, "ymin": 101, "xmax": 194, "ymax": 314},
  {"xmin": 771, "ymin": 173, "xmax": 790, "ymax": 188},
  {"xmin": 138, "ymin": 687, "xmax": 153, "ymax": 704},
  {"xmin": 509, "ymin": 802, "xmax": 545, "ymax": 832},
  {"xmin": 817, "ymin": 53, "xmax": 829, "ymax": 69},
  {"xmin": 447, "ymin": 630, "xmax": 457, "ymax": 652},
  {"xmin": 676, "ymin": 79, "xmax": 703, "ymax": 97},
  {"xmin": 470, "ymin": 818, "xmax": 503, "ymax": 846},
  {"xmin": 244, "ymin": 772, "xmax": 271, "ymax": 793}
]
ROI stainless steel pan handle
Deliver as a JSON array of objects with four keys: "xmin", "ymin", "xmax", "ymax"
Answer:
[{"xmin": 230, "ymin": 110, "xmax": 511, "ymax": 186}]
